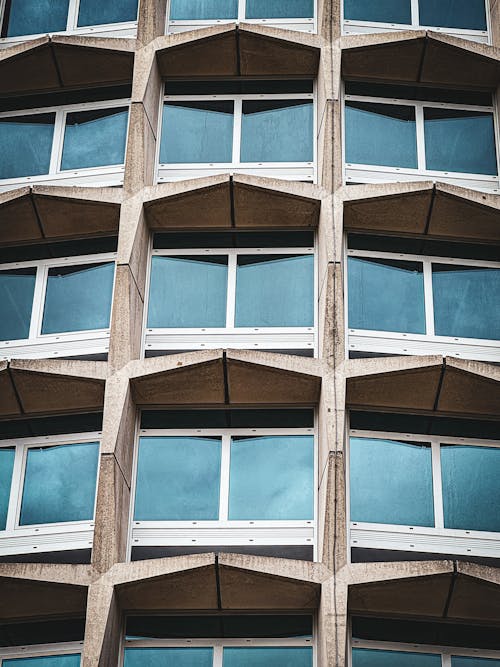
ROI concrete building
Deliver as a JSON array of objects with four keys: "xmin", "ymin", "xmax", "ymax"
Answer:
[{"xmin": 0, "ymin": 1, "xmax": 499, "ymax": 666}]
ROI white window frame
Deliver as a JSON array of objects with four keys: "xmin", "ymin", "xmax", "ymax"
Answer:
[
  {"xmin": 0, "ymin": 99, "xmax": 130, "ymax": 192},
  {"xmin": 157, "ymin": 90, "xmax": 317, "ymax": 183},
  {"xmin": 0, "ymin": 432, "xmax": 101, "ymax": 558},
  {"xmin": 345, "ymin": 248, "xmax": 500, "ymax": 363},
  {"xmin": 165, "ymin": 0, "xmax": 317, "ymax": 34},
  {"xmin": 143, "ymin": 244, "xmax": 318, "ymax": 355},
  {"xmin": 341, "ymin": 0, "xmax": 491, "ymax": 44},
  {"xmin": 0, "ymin": 252, "xmax": 116, "ymax": 361},
  {"xmin": 348, "ymin": 428, "xmax": 500, "ymax": 560},
  {"xmin": 0, "ymin": 0, "xmax": 138, "ymax": 46},
  {"xmin": 343, "ymin": 93, "xmax": 500, "ymax": 193},
  {"xmin": 128, "ymin": 425, "xmax": 318, "ymax": 560}
]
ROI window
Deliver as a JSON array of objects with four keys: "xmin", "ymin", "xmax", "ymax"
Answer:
[
  {"xmin": 349, "ymin": 429, "xmax": 500, "ymax": 559},
  {"xmin": 343, "ymin": 0, "xmax": 489, "ymax": 43},
  {"xmin": 158, "ymin": 81, "xmax": 315, "ymax": 182},
  {"xmin": 145, "ymin": 233, "xmax": 316, "ymax": 355},
  {"xmin": 0, "ymin": 433, "xmax": 99, "ymax": 558},
  {"xmin": 0, "ymin": 253, "xmax": 115, "ymax": 360},
  {"xmin": 347, "ymin": 250, "xmax": 500, "ymax": 362},
  {"xmin": 0, "ymin": 0, "xmax": 138, "ymax": 41},
  {"xmin": 0, "ymin": 101, "xmax": 129, "ymax": 191},
  {"xmin": 352, "ymin": 642, "xmax": 500, "ymax": 667},
  {"xmin": 344, "ymin": 92, "xmax": 499, "ymax": 192}
]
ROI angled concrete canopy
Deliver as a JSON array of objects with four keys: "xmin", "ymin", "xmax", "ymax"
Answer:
[
  {"xmin": 155, "ymin": 25, "xmax": 320, "ymax": 77},
  {"xmin": 343, "ymin": 182, "xmax": 500, "ymax": 243},
  {"xmin": 0, "ymin": 187, "xmax": 122, "ymax": 246},
  {"xmin": 0, "ymin": 36, "xmax": 135, "ymax": 96},
  {"xmin": 342, "ymin": 32, "xmax": 500, "ymax": 88}
]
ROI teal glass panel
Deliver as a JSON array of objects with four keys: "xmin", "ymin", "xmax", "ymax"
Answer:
[
  {"xmin": 235, "ymin": 254, "xmax": 314, "ymax": 327},
  {"xmin": 61, "ymin": 108, "xmax": 128, "ymax": 171},
  {"xmin": 432, "ymin": 264, "xmax": 500, "ymax": 341},
  {"xmin": 147, "ymin": 256, "xmax": 228, "ymax": 328},
  {"xmin": 348, "ymin": 257, "xmax": 426, "ymax": 334},
  {"xmin": 170, "ymin": 0, "xmax": 237, "ymax": 19},
  {"xmin": 453, "ymin": 658, "xmax": 500, "ymax": 667},
  {"xmin": 441, "ymin": 445, "xmax": 500, "ymax": 532},
  {"xmin": 229, "ymin": 435, "xmax": 314, "ymax": 520},
  {"xmin": 0, "ymin": 448, "xmax": 15, "ymax": 531},
  {"xmin": 223, "ymin": 647, "xmax": 313, "ymax": 667},
  {"xmin": 41, "ymin": 262, "xmax": 114, "ymax": 334},
  {"xmin": 344, "ymin": 0, "xmax": 412, "ymax": 23},
  {"xmin": 0, "ymin": 114, "xmax": 55, "ymax": 179},
  {"xmin": 134, "ymin": 437, "xmax": 222, "ymax": 521},
  {"xmin": 419, "ymin": 0, "xmax": 487, "ymax": 30},
  {"xmin": 0, "ymin": 268, "xmax": 36, "ymax": 341},
  {"xmin": 241, "ymin": 101, "xmax": 313, "ymax": 163},
  {"xmin": 19, "ymin": 442, "xmax": 99, "ymax": 526},
  {"xmin": 246, "ymin": 0, "xmax": 313, "ymax": 18},
  {"xmin": 3, "ymin": 655, "xmax": 81, "ymax": 667},
  {"xmin": 124, "ymin": 648, "xmax": 213, "ymax": 667},
  {"xmin": 345, "ymin": 102, "xmax": 417, "ymax": 168},
  {"xmin": 350, "ymin": 437, "xmax": 434, "ymax": 526},
  {"xmin": 77, "ymin": 0, "xmax": 138, "ymax": 26},
  {"xmin": 424, "ymin": 109, "xmax": 497, "ymax": 175},
  {"xmin": 352, "ymin": 649, "xmax": 441, "ymax": 667},
  {"xmin": 160, "ymin": 102, "xmax": 234, "ymax": 164},
  {"xmin": 5, "ymin": 0, "xmax": 69, "ymax": 36}
]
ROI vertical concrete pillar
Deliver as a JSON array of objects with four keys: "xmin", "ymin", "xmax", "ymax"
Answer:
[
  {"xmin": 82, "ymin": 578, "xmax": 121, "ymax": 667},
  {"xmin": 137, "ymin": 0, "xmax": 168, "ymax": 45}
]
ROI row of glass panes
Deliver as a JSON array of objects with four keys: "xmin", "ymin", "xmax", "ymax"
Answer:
[{"xmin": 352, "ymin": 646, "xmax": 500, "ymax": 667}]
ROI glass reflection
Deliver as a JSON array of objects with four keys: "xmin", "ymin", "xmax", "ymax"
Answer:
[
  {"xmin": 223, "ymin": 647, "xmax": 313, "ymax": 667},
  {"xmin": 3, "ymin": 656, "xmax": 81, "ymax": 667},
  {"xmin": 246, "ymin": 0, "xmax": 314, "ymax": 19},
  {"xmin": 0, "ymin": 268, "xmax": 36, "ymax": 341},
  {"xmin": 5, "ymin": 0, "xmax": 69, "ymax": 36},
  {"xmin": 352, "ymin": 649, "xmax": 442, "ymax": 667},
  {"xmin": 419, "ymin": 0, "xmax": 487, "ymax": 30},
  {"xmin": 0, "ymin": 114, "xmax": 55, "ymax": 179},
  {"xmin": 77, "ymin": 0, "xmax": 138, "ymax": 26},
  {"xmin": 344, "ymin": 0, "xmax": 412, "ymax": 23},
  {"xmin": 170, "ymin": 0, "xmax": 237, "ymax": 19},
  {"xmin": 0, "ymin": 448, "xmax": 15, "ymax": 531}
]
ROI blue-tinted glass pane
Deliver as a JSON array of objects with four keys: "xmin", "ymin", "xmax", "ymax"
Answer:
[
  {"xmin": 77, "ymin": 0, "xmax": 138, "ymax": 26},
  {"xmin": 0, "ymin": 268, "xmax": 36, "ymax": 341},
  {"xmin": 224, "ymin": 647, "xmax": 313, "ymax": 667},
  {"xmin": 229, "ymin": 435, "xmax": 314, "ymax": 520},
  {"xmin": 147, "ymin": 256, "xmax": 228, "ymax": 328},
  {"xmin": 345, "ymin": 102, "xmax": 417, "ymax": 168},
  {"xmin": 170, "ymin": 0, "xmax": 237, "ymax": 19},
  {"xmin": 134, "ymin": 437, "xmax": 221, "ymax": 521},
  {"xmin": 0, "ymin": 448, "xmax": 15, "ymax": 531},
  {"xmin": 4, "ymin": 655, "xmax": 81, "ymax": 667},
  {"xmin": 442, "ymin": 445, "xmax": 500, "ymax": 532},
  {"xmin": 235, "ymin": 255, "xmax": 314, "ymax": 327},
  {"xmin": 19, "ymin": 443, "xmax": 99, "ymax": 526},
  {"xmin": 419, "ymin": 0, "xmax": 487, "ymax": 29},
  {"xmin": 350, "ymin": 437, "xmax": 434, "ymax": 526},
  {"xmin": 246, "ymin": 0, "xmax": 313, "ymax": 18},
  {"xmin": 424, "ymin": 109, "xmax": 497, "ymax": 175},
  {"xmin": 344, "ymin": 0, "xmax": 412, "ymax": 23},
  {"xmin": 432, "ymin": 265, "xmax": 500, "ymax": 341},
  {"xmin": 348, "ymin": 257, "xmax": 426, "ymax": 334},
  {"xmin": 0, "ymin": 114, "xmax": 55, "ymax": 179},
  {"xmin": 352, "ymin": 649, "xmax": 441, "ymax": 667},
  {"xmin": 61, "ymin": 108, "xmax": 128, "ymax": 171},
  {"xmin": 241, "ymin": 101, "xmax": 313, "ymax": 163},
  {"xmin": 453, "ymin": 658, "xmax": 500, "ymax": 667},
  {"xmin": 160, "ymin": 102, "xmax": 234, "ymax": 164},
  {"xmin": 125, "ymin": 648, "xmax": 213, "ymax": 667},
  {"xmin": 5, "ymin": 0, "xmax": 69, "ymax": 36},
  {"xmin": 41, "ymin": 262, "xmax": 114, "ymax": 335}
]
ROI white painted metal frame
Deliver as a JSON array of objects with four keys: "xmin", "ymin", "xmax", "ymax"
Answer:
[
  {"xmin": 165, "ymin": 0, "xmax": 317, "ymax": 34},
  {"xmin": 346, "ymin": 248, "xmax": 500, "ymax": 363},
  {"xmin": 0, "ymin": 643, "xmax": 83, "ymax": 664},
  {"xmin": 343, "ymin": 93, "xmax": 500, "ymax": 193},
  {"xmin": 0, "ymin": 0, "xmax": 138, "ymax": 47},
  {"xmin": 351, "ymin": 639, "xmax": 500, "ymax": 665},
  {"xmin": 144, "ymin": 245, "xmax": 318, "ymax": 355},
  {"xmin": 348, "ymin": 428, "xmax": 500, "ymax": 559},
  {"xmin": 157, "ymin": 91, "xmax": 316, "ymax": 183},
  {"xmin": 0, "ymin": 99, "xmax": 130, "ymax": 192},
  {"xmin": 128, "ymin": 426, "xmax": 318, "ymax": 560},
  {"xmin": 342, "ymin": 0, "xmax": 491, "ymax": 44},
  {"xmin": 0, "ymin": 432, "xmax": 101, "ymax": 557},
  {"xmin": 0, "ymin": 252, "xmax": 116, "ymax": 360}
]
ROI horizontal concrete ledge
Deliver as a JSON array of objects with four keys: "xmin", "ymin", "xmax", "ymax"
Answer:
[
  {"xmin": 143, "ymin": 175, "xmax": 322, "ymax": 231},
  {"xmin": 341, "ymin": 31, "xmax": 500, "ymax": 88},
  {"xmin": 0, "ymin": 35, "xmax": 135, "ymax": 96},
  {"xmin": 342, "ymin": 182, "xmax": 500, "ymax": 244},
  {"xmin": 0, "ymin": 186, "xmax": 122, "ymax": 246}
]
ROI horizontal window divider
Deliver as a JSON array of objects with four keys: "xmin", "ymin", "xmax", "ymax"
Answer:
[
  {"xmin": 152, "ymin": 248, "xmax": 314, "ymax": 256},
  {"xmin": 8, "ymin": 520, "xmax": 95, "ymax": 534},
  {"xmin": 348, "ymin": 328, "xmax": 500, "ymax": 347},
  {"xmin": 0, "ymin": 99, "xmax": 131, "ymax": 119},
  {"xmin": 164, "ymin": 94, "xmax": 314, "ymax": 101},
  {"xmin": 352, "ymin": 639, "xmax": 500, "ymax": 659},
  {"xmin": 348, "ymin": 250, "xmax": 500, "ymax": 268},
  {"xmin": 350, "ymin": 520, "xmax": 500, "ymax": 539},
  {"xmin": 125, "ymin": 639, "xmax": 313, "ymax": 648},
  {"xmin": 0, "ymin": 525, "xmax": 94, "ymax": 557},
  {"xmin": 349, "ymin": 429, "xmax": 500, "ymax": 448},
  {"xmin": 345, "ymin": 163, "xmax": 499, "ymax": 181},
  {"xmin": 159, "ymin": 162, "xmax": 314, "ymax": 169},
  {"xmin": 344, "ymin": 96, "xmax": 494, "ymax": 113},
  {"xmin": 0, "ymin": 431, "xmax": 102, "ymax": 448},
  {"xmin": 132, "ymin": 520, "xmax": 314, "ymax": 527},
  {"xmin": 0, "ymin": 252, "xmax": 117, "ymax": 271},
  {"xmin": 139, "ymin": 428, "xmax": 314, "ymax": 436},
  {"xmin": 0, "ymin": 643, "xmax": 84, "ymax": 660}
]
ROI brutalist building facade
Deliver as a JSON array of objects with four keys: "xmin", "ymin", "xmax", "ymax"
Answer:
[{"xmin": 0, "ymin": 1, "xmax": 499, "ymax": 666}]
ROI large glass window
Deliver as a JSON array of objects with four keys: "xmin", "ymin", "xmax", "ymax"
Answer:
[
  {"xmin": 352, "ymin": 645, "xmax": 500, "ymax": 667},
  {"xmin": 0, "ymin": 114, "xmax": 55, "ymax": 179},
  {"xmin": 2, "ymin": 654, "xmax": 81, "ymax": 667}
]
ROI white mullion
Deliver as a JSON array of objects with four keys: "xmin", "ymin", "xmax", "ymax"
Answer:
[
  {"xmin": 431, "ymin": 440, "xmax": 444, "ymax": 529},
  {"xmin": 411, "ymin": 0, "xmax": 419, "ymax": 26},
  {"xmin": 4, "ymin": 444, "xmax": 23, "ymax": 531},
  {"xmin": 50, "ymin": 110, "xmax": 66, "ymax": 174},
  {"xmin": 67, "ymin": 0, "xmax": 80, "ymax": 30},
  {"xmin": 28, "ymin": 264, "xmax": 47, "ymax": 340},
  {"xmin": 238, "ymin": 0, "xmax": 246, "ymax": 21},
  {"xmin": 225, "ymin": 251, "xmax": 237, "ymax": 328},
  {"xmin": 13, "ymin": 444, "xmax": 29, "ymax": 529},
  {"xmin": 232, "ymin": 99, "xmax": 243, "ymax": 166},
  {"xmin": 219, "ymin": 434, "xmax": 231, "ymax": 521},
  {"xmin": 415, "ymin": 103, "xmax": 426, "ymax": 172},
  {"xmin": 213, "ymin": 645, "xmax": 224, "ymax": 667},
  {"xmin": 422, "ymin": 259, "xmax": 435, "ymax": 336}
]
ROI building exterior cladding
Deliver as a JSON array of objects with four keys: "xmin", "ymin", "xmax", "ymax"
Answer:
[{"xmin": 0, "ymin": 1, "xmax": 499, "ymax": 667}]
